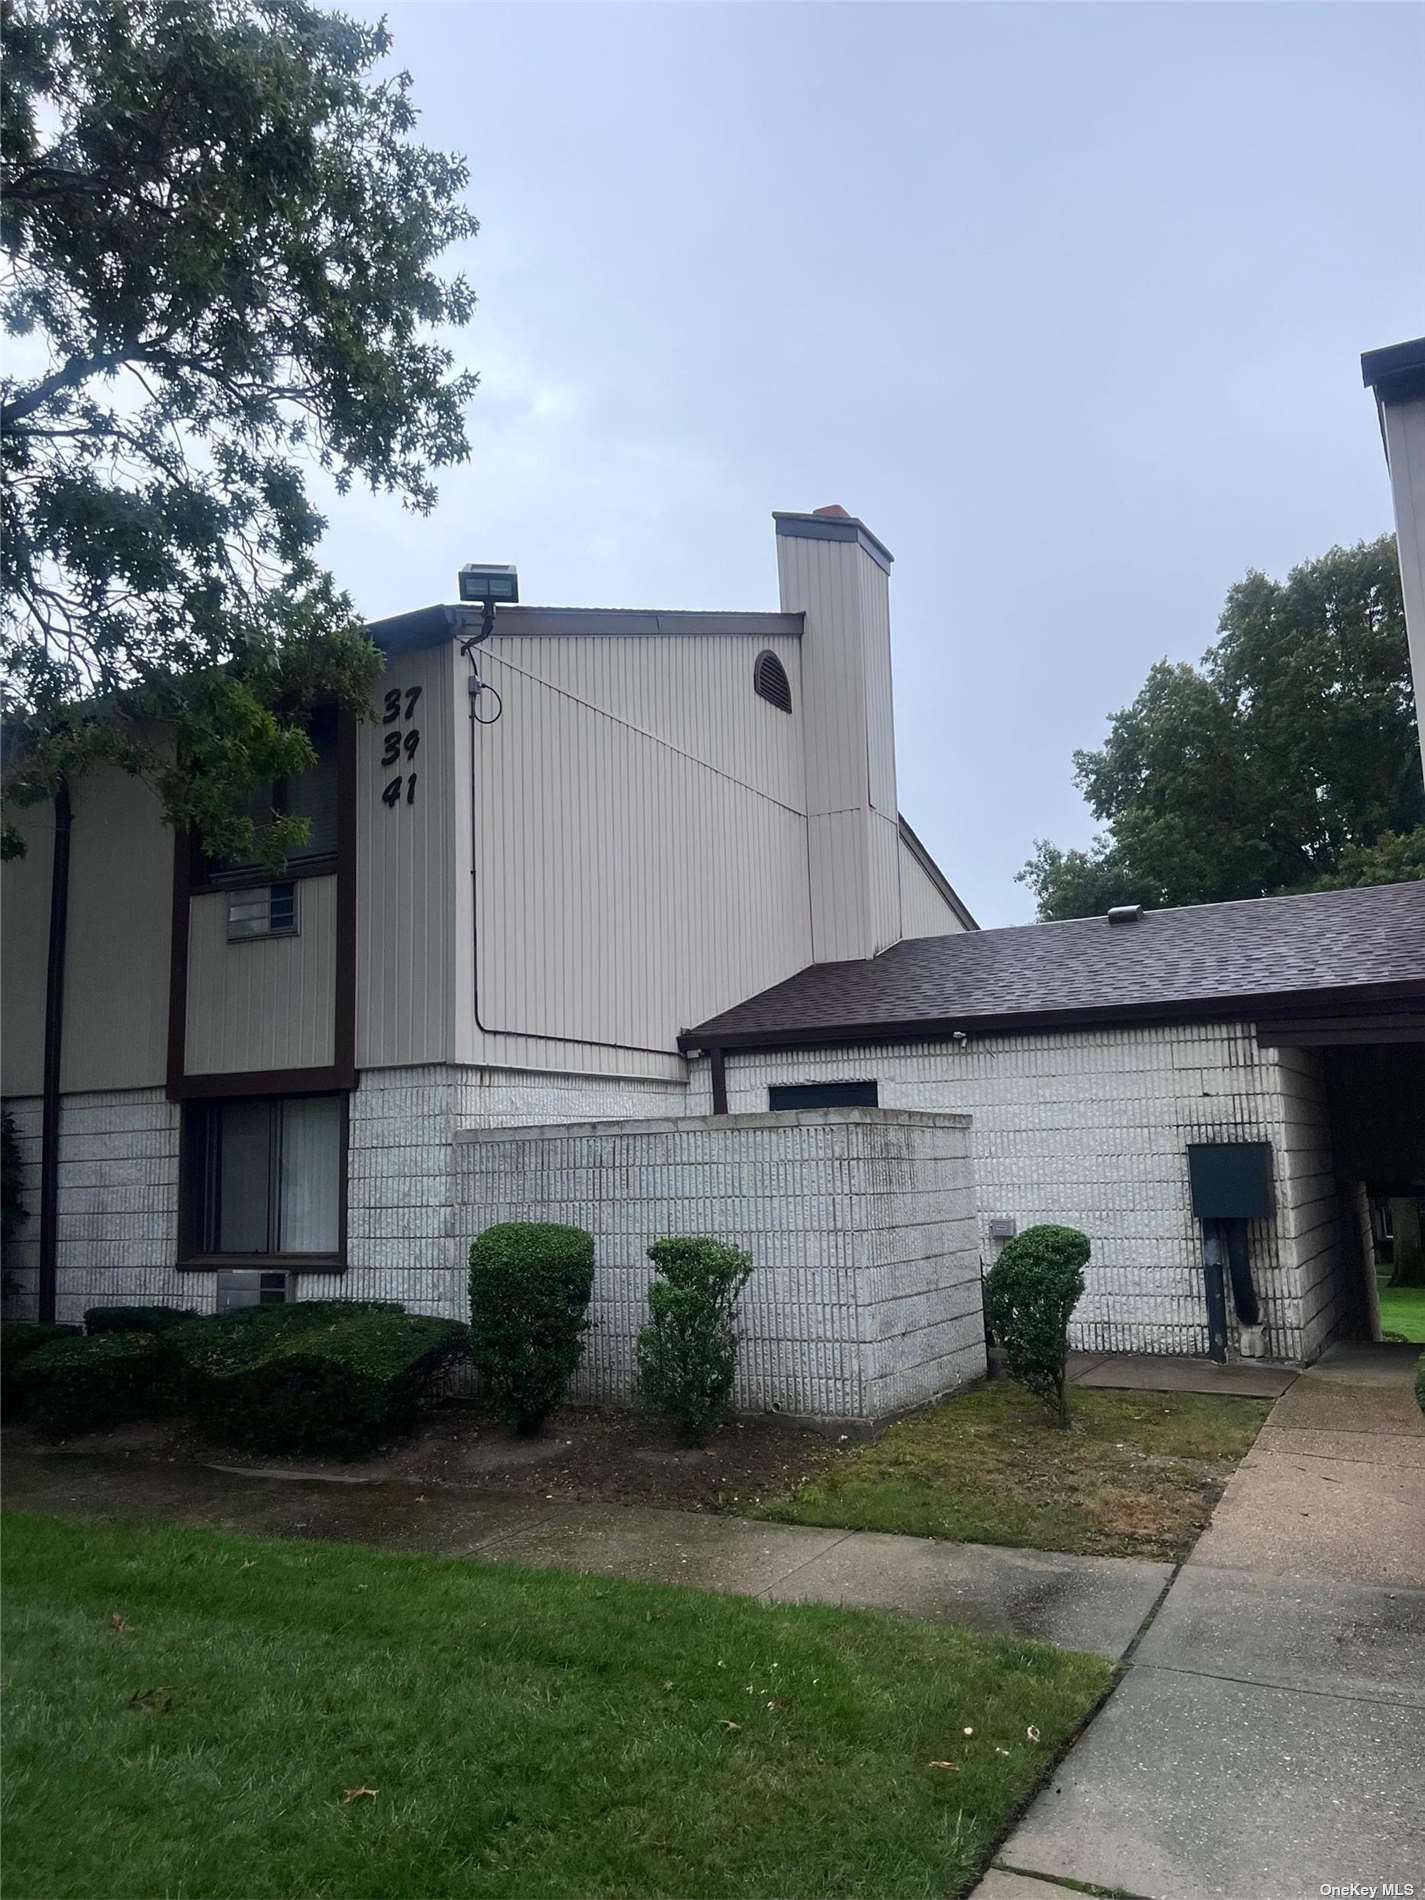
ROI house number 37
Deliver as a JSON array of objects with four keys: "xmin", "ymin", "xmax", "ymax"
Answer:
[{"xmin": 380, "ymin": 684, "xmax": 422, "ymax": 807}]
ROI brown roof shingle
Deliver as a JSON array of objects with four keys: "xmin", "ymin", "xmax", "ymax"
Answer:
[{"xmin": 682, "ymin": 883, "xmax": 1425, "ymax": 1049}]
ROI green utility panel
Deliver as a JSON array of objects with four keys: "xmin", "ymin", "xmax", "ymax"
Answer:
[{"xmin": 1187, "ymin": 1142, "xmax": 1275, "ymax": 1221}]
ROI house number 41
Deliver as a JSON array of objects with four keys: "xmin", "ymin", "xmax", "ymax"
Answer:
[{"xmin": 380, "ymin": 684, "xmax": 421, "ymax": 807}]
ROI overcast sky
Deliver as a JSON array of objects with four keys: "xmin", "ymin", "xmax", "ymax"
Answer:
[{"xmin": 327, "ymin": 1, "xmax": 1424, "ymax": 925}]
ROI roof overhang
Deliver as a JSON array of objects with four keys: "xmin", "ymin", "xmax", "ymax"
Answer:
[
  {"xmin": 1361, "ymin": 336, "xmax": 1425, "ymax": 407},
  {"xmin": 367, "ymin": 604, "xmax": 804, "ymax": 650},
  {"xmin": 677, "ymin": 980, "xmax": 1425, "ymax": 1057}
]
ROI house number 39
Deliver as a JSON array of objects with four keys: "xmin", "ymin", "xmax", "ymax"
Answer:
[{"xmin": 380, "ymin": 684, "xmax": 421, "ymax": 807}]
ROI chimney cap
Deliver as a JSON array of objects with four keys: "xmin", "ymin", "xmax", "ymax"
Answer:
[{"xmin": 773, "ymin": 509, "xmax": 893, "ymax": 573}]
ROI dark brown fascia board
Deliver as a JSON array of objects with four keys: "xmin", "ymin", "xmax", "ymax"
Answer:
[
  {"xmin": 896, "ymin": 815, "xmax": 978, "ymax": 930},
  {"xmin": 773, "ymin": 511, "xmax": 893, "ymax": 574},
  {"xmin": 173, "ymin": 1064, "xmax": 357, "ymax": 1101},
  {"xmin": 677, "ymin": 980, "xmax": 1425, "ymax": 1057}
]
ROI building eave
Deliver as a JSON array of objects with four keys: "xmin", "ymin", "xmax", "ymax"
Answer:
[{"xmin": 677, "ymin": 979, "xmax": 1425, "ymax": 1058}]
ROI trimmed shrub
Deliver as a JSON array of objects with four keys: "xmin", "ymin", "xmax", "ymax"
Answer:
[
  {"xmin": 200, "ymin": 1311, "xmax": 470, "ymax": 1458},
  {"xmin": 1, "ymin": 1109, "xmax": 26, "ymax": 1242},
  {"xmin": 1, "ymin": 1320, "xmax": 83, "ymax": 1420},
  {"xmin": 85, "ymin": 1304, "xmax": 198, "ymax": 1336},
  {"xmin": 165, "ymin": 1299, "xmax": 403, "ymax": 1404},
  {"xmin": 468, "ymin": 1222, "xmax": 594, "ymax": 1435},
  {"xmin": 637, "ymin": 1237, "xmax": 753, "ymax": 1443},
  {"xmin": 984, "ymin": 1224, "xmax": 1090, "ymax": 1428},
  {"xmin": 16, "ymin": 1331, "xmax": 173, "ymax": 1436}
]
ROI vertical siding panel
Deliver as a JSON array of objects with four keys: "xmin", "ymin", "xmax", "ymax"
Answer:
[
  {"xmin": 355, "ymin": 642, "xmax": 457, "ymax": 1069},
  {"xmin": 185, "ymin": 877, "xmax": 336, "ymax": 1073},
  {"xmin": 469, "ymin": 630, "xmax": 813, "ymax": 1056}
]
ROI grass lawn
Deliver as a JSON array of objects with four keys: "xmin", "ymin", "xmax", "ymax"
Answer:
[
  {"xmin": 754, "ymin": 1381, "xmax": 1271, "ymax": 1561},
  {"xmin": 1, "ymin": 1512, "xmax": 1111, "ymax": 1900},
  {"xmin": 1377, "ymin": 1282, "xmax": 1425, "ymax": 1344}
]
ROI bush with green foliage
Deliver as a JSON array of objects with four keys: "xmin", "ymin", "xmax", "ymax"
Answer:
[
  {"xmin": 984, "ymin": 1225, "xmax": 1090, "ymax": 1428},
  {"xmin": 16, "ymin": 1330, "xmax": 173, "ymax": 1436},
  {"xmin": 637, "ymin": 1237, "xmax": 754, "ymax": 1443},
  {"xmin": 85, "ymin": 1304, "xmax": 198, "ymax": 1336},
  {"xmin": 200, "ymin": 1311, "xmax": 469, "ymax": 1458},
  {"xmin": 164, "ymin": 1299, "xmax": 403, "ymax": 1404},
  {"xmin": 1, "ymin": 1319, "xmax": 82, "ymax": 1418},
  {"xmin": 2, "ymin": 1110, "xmax": 27, "ymax": 1241},
  {"xmin": 468, "ymin": 1222, "xmax": 594, "ymax": 1435}
]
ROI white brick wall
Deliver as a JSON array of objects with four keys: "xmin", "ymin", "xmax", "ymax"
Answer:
[
  {"xmin": 454, "ymin": 1107, "xmax": 982, "ymax": 1419},
  {"xmin": 1274, "ymin": 1046, "xmax": 1358, "ymax": 1361},
  {"xmin": 304, "ymin": 1064, "xmax": 692, "ymax": 1318},
  {"xmin": 4, "ymin": 1087, "xmax": 197, "ymax": 1326},
  {"xmin": 695, "ymin": 1023, "xmax": 1355, "ymax": 1364},
  {"xmin": 4, "ymin": 1032, "xmax": 1362, "ymax": 1370}
]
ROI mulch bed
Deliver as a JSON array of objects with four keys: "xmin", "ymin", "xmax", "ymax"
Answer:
[{"xmin": 5, "ymin": 1399, "xmax": 845, "ymax": 1515}]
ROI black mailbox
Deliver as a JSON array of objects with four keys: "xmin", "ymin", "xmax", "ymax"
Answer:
[{"xmin": 1187, "ymin": 1142, "xmax": 1274, "ymax": 1221}]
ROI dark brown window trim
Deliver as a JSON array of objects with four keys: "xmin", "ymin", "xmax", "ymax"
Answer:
[
  {"xmin": 177, "ymin": 1091, "xmax": 349, "ymax": 1271},
  {"xmin": 168, "ymin": 707, "xmax": 356, "ymax": 1102},
  {"xmin": 175, "ymin": 1064, "xmax": 356, "ymax": 1100},
  {"xmin": 176, "ymin": 1254, "xmax": 345, "ymax": 1274},
  {"xmin": 192, "ymin": 855, "xmax": 338, "ymax": 895}
]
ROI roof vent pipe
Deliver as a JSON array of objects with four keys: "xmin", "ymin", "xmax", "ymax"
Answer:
[{"xmin": 1107, "ymin": 904, "xmax": 1144, "ymax": 925}]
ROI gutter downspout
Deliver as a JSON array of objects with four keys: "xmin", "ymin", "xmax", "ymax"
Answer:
[{"xmin": 38, "ymin": 779, "xmax": 72, "ymax": 1323}]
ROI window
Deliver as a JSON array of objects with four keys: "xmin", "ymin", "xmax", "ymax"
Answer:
[
  {"xmin": 202, "ymin": 705, "xmax": 341, "ymax": 883},
  {"xmin": 768, "ymin": 1080, "xmax": 878, "ymax": 1110},
  {"xmin": 183, "ymin": 1095, "xmax": 345, "ymax": 1262},
  {"xmin": 754, "ymin": 650, "xmax": 792, "ymax": 713},
  {"xmin": 227, "ymin": 882, "xmax": 296, "ymax": 941}
]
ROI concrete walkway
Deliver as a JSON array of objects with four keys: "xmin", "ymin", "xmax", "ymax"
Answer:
[
  {"xmin": 979, "ymin": 1341, "xmax": 1425, "ymax": 1900},
  {"xmin": 2, "ymin": 1446, "xmax": 1169, "ymax": 1661}
]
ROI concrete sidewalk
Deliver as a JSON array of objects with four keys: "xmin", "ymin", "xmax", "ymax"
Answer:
[
  {"xmin": 979, "ymin": 1341, "xmax": 1425, "ymax": 1900},
  {"xmin": 1, "ymin": 1445, "xmax": 1169, "ymax": 1661}
]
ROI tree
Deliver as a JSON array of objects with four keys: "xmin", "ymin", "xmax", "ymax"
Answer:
[
  {"xmin": 1019, "ymin": 538, "xmax": 1425, "ymax": 919},
  {"xmin": 1, "ymin": 0, "xmax": 477, "ymax": 865}
]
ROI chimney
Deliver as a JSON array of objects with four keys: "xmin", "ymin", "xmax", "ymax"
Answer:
[{"xmin": 774, "ymin": 507, "xmax": 901, "ymax": 962}]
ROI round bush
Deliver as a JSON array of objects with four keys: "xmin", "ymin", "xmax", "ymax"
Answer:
[
  {"xmin": 637, "ymin": 1237, "xmax": 753, "ymax": 1443},
  {"xmin": 85, "ymin": 1304, "xmax": 198, "ymax": 1336},
  {"xmin": 17, "ymin": 1330, "xmax": 173, "ymax": 1436},
  {"xmin": 984, "ymin": 1224, "xmax": 1090, "ymax": 1428},
  {"xmin": 468, "ymin": 1222, "xmax": 594, "ymax": 1435}
]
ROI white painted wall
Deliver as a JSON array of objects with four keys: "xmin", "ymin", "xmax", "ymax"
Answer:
[
  {"xmin": 0, "ymin": 803, "xmax": 52, "ymax": 1097},
  {"xmin": 899, "ymin": 833, "xmax": 970, "ymax": 938},
  {"xmin": 1, "ymin": 768, "xmax": 173, "ymax": 1097},
  {"xmin": 462, "ymin": 625, "xmax": 813, "ymax": 1067},
  {"xmin": 1381, "ymin": 395, "xmax": 1425, "ymax": 779},
  {"xmin": 356, "ymin": 639, "xmax": 465, "ymax": 1069},
  {"xmin": 777, "ymin": 521, "xmax": 903, "ymax": 960}
]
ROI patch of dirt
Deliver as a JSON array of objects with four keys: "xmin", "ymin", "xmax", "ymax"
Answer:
[{"xmin": 5, "ymin": 1401, "xmax": 844, "ymax": 1515}]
